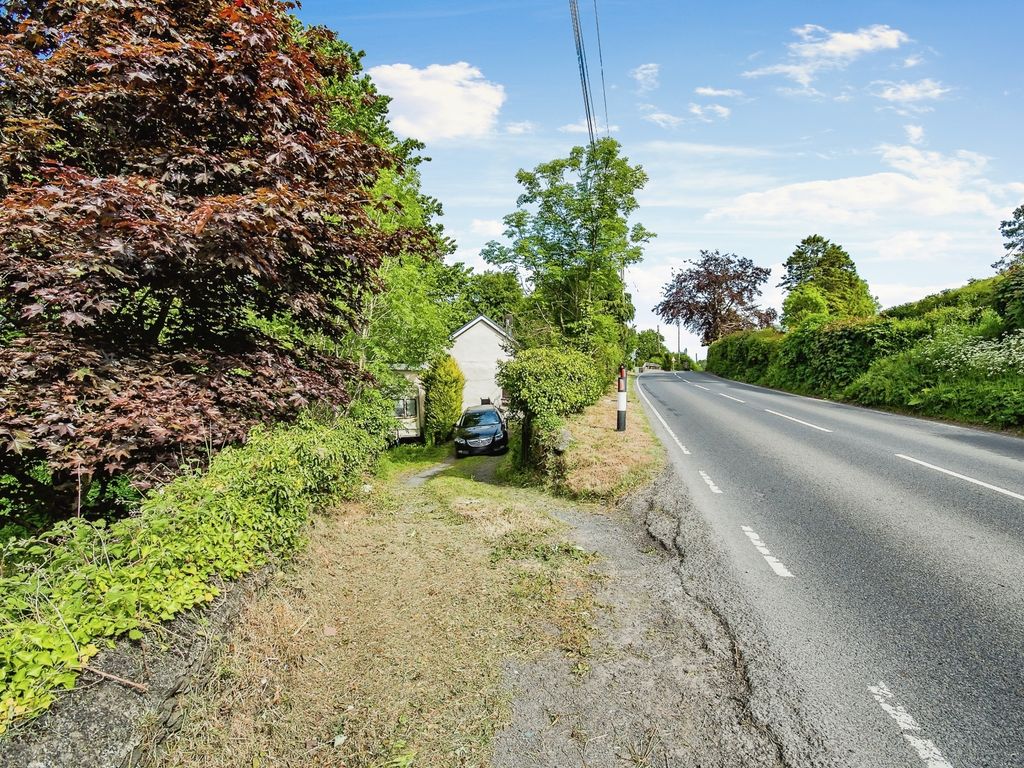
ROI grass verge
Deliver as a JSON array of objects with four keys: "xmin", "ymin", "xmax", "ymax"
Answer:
[
  {"xmin": 556, "ymin": 380, "xmax": 665, "ymax": 500},
  {"xmin": 154, "ymin": 450, "xmax": 600, "ymax": 768}
]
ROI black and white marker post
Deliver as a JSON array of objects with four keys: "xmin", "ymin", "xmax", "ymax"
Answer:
[{"xmin": 616, "ymin": 365, "xmax": 627, "ymax": 432}]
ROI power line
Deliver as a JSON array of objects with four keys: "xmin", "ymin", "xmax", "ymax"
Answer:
[
  {"xmin": 568, "ymin": 0, "xmax": 596, "ymax": 147},
  {"xmin": 591, "ymin": 0, "xmax": 610, "ymax": 137}
]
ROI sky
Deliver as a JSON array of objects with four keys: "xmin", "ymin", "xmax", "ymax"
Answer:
[{"xmin": 297, "ymin": 0, "xmax": 1024, "ymax": 356}]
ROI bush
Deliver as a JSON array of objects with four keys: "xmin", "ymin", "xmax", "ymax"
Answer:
[
  {"xmin": 706, "ymin": 328, "xmax": 783, "ymax": 383},
  {"xmin": 883, "ymin": 276, "xmax": 1003, "ymax": 319},
  {"xmin": 843, "ymin": 347, "xmax": 937, "ymax": 408},
  {"xmin": 995, "ymin": 267, "xmax": 1024, "ymax": 330},
  {"xmin": 0, "ymin": 408, "xmax": 391, "ymax": 734},
  {"xmin": 498, "ymin": 348, "xmax": 604, "ymax": 421},
  {"xmin": 422, "ymin": 355, "xmax": 465, "ymax": 445},
  {"xmin": 768, "ymin": 315, "xmax": 929, "ymax": 396},
  {"xmin": 497, "ymin": 347, "xmax": 604, "ymax": 467}
]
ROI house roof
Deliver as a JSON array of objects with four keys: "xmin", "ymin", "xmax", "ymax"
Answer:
[{"xmin": 450, "ymin": 314, "xmax": 514, "ymax": 343}]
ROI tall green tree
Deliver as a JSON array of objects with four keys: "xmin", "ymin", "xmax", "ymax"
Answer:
[
  {"xmin": 781, "ymin": 283, "xmax": 830, "ymax": 329},
  {"xmin": 482, "ymin": 138, "xmax": 653, "ymax": 354},
  {"xmin": 995, "ymin": 203, "xmax": 1024, "ymax": 270},
  {"xmin": 780, "ymin": 236, "xmax": 877, "ymax": 317},
  {"xmin": 635, "ymin": 329, "xmax": 668, "ymax": 365},
  {"xmin": 460, "ymin": 270, "xmax": 525, "ymax": 326}
]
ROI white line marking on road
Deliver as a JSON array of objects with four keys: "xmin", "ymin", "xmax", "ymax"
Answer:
[
  {"xmin": 635, "ymin": 384, "xmax": 692, "ymax": 455},
  {"xmin": 699, "ymin": 470, "xmax": 723, "ymax": 494},
  {"xmin": 764, "ymin": 409, "xmax": 833, "ymax": 433},
  {"xmin": 718, "ymin": 392, "xmax": 746, "ymax": 403},
  {"xmin": 740, "ymin": 526, "xmax": 794, "ymax": 578},
  {"xmin": 869, "ymin": 682, "xmax": 953, "ymax": 768},
  {"xmin": 693, "ymin": 383, "xmax": 711, "ymax": 391},
  {"xmin": 896, "ymin": 454, "xmax": 1024, "ymax": 502}
]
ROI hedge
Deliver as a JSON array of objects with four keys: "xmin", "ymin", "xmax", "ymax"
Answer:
[
  {"xmin": 423, "ymin": 354, "xmax": 465, "ymax": 445},
  {"xmin": 0, "ymin": 398, "xmax": 393, "ymax": 734},
  {"xmin": 497, "ymin": 347, "xmax": 604, "ymax": 463}
]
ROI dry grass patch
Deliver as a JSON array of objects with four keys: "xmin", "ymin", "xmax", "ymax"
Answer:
[
  {"xmin": 558, "ymin": 383, "xmax": 665, "ymax": 500},
  {"xmin": 154, "ymin": 460, "xmax": 599, "ymax": 768}
]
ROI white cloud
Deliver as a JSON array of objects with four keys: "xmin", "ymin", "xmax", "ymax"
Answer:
[
  {"xmin": 367, "ymin": 62, "xmax": 505, "ymax": 141},
  {"xmin": 904, "ymin": 124, "xmax": 924, "ymax": 145},
  {"xmin": 641, "ymin": 140, "xmax": 777, "ymax": 158},
  {"xmin": 469, "ymin": 219, "xmax": 504, "ymax": 238},
  {"xmin": 558, "ymin": 118, "xmax": 620, "ymax": 134},
  {"xmin": 630, "ymin": 63, "xmax": 660, "ymax": 92},
  {"xmin": 505, "ymin": 121, "xmax": 537, "ymax": 135},
  {"xmin": 903, "ymin": 54, "xmax": 924, "ymax": 68},
  {"xmin": 644, "ymin": 111, "xmax": 685, "ymax": 129},
  {"xmin": 689, "ymin": 103, "xmax": 731, "ymax": 121},
  {"xmin": 744, "ymin": 24, "xmax": 909, "ymax": 86},
  {"xmin": 707, "ymin": 144, "xmax": 1004, "ymax": 224},
  {"xmin": 863, "ymin": 231, "xmax": 954, "ymax": 262},
  {"xmin": 695, "ymin": 86, "xmax": 744, "ymax": 97},
  {"xmin": 872, "ymin": 78, "xmax": 950, "ymax": 105}
]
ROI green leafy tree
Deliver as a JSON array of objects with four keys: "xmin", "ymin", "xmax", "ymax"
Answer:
[
  {"xmin": 423, "ymin": 355, "xmax": 465, "ymax": 445},
  {"xmin": 655, "ymin": 250, "xmax": 777, "ymax": 345},
  {"xmin": 995, "ymin": 203, "xmax": 1024, "ymax": 270},
  {"xmin": 635, "ymin": 329, "xmax": 668, "ymax": 365},
  {"xmin": 782, "ymin": 283, "xmax": 830, "ymax": 329},
  {"xmin": 780, "ymin": 236, "xmax": 878, "ymax": 317},
  {"xmin": 461, "ymin": 270, "xmax": 525, "ymax": 326},
  {"xmin": 482, "ymin": 138, "xmax": 652, "ymax": 355}
]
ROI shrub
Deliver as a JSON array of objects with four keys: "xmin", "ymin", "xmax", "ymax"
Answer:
[
  {"xmin": 497, "ymin": 347, "xmax": 604, "ymax": 467},
  {"xmin": 0, "ymin": 407, "xmax": 391, "ymax": 734},
  {"xmin": 767, "ymin": 315, "xmax": 929, "ymax": 396},
  {"xmin": 883, "ymin": 276, "xmax": 1003, "ymax": 319},
  {"xmin": 843, "ymin": 347, "xmax": 937, "ymax": 408},
  {"xmin": 706, "ymin": 328, "xmax": 783, "ymax": 383},
  {"xmin": 498, "ymin": 348, "xmax": 604, "ymax": 421},
  {"xmin": 423, "ymin": 355, "xmax": 465, "ymax": 445},
  {"xmin": 995, "ymin": 267, "xmax": 1024, "ymax": 330}
]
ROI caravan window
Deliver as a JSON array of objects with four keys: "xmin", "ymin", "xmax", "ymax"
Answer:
[{"xmin": 395, "ymin": 397, "xmax": 418, "ymax": 418}]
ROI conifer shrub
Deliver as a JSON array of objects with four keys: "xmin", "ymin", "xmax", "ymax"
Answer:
[{"xmin": 423, "ymin": 355, "xmax": 465, "ymax": 445}]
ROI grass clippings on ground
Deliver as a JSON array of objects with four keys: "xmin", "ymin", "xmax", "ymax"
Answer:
[
  {"xmin": 153, "ymin": 455, "xmax": 599, "ymax": 768},
  {"xmin": 557, "ymin": 383, "xmax": 665, "ymax": 501}
]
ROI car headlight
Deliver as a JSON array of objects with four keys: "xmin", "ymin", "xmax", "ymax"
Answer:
[
  {"xmin": 494, "ymin": 430, "xmax": 503, "ymax": 439},
  {"xmin": 455, "ymin": 437, "xmax": 466, "ymax": 444}
]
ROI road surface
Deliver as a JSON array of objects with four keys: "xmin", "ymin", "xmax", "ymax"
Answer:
[{"xmin": 635, "ymin": 370, "xmax": 1024, "ymax": 768}]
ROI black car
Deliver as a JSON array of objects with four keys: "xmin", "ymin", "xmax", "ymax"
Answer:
[{"xmin": 453, "ymin": 405, "xmax": 509, "ymax": 457}]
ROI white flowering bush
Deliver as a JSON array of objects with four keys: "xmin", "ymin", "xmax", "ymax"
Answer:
[{"xmin": 929, "ymin": 329, "xmax": 1024, "ymax": 378}]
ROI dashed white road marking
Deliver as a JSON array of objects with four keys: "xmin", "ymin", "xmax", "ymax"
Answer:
[
  {"xmin": 692, "ymin": 383, "xmax": 712, "ymax": 391},
  {"xmin": 698, "ymin": 470, "xmax": 723, "ymax": 494},
  {"xmin": 718, "ymin": 392, "xmax": 746, "ymax": 403},
  {"xmin": 740, "ymin": 526, "xmax": 794, "ymax": 577},
  {"xmin": 764, "ymin": 409, "xmax": 833, "ymax": 433},
  {"xmin": 636, "ymin": 383, "xmax": 692, "ymax": 455},
  {"xmin": 896, "ymin": 454, "xmax": 1024, "ymax": 502},
  {"xmin": 869, "ymin": 682, "xmax": 953, "ymax": 768}
]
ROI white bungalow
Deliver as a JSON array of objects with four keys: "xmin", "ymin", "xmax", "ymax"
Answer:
[{"xmin": 449, "ymin": 314, "xmax": 514, "ymax": 410}]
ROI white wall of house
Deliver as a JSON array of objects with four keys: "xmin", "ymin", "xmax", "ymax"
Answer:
[{"xmin": 450, "ymin": 318, "xmax": 512, "ymax": 410}]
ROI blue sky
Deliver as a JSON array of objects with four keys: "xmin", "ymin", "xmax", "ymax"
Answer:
[{"xmin": 298, "ymin": 1, "xmax": 1024, "ymax": 355}]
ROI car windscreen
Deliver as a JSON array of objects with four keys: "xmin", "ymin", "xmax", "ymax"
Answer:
[{"xmin": 460, "ymin": 411, "xmax": 500, "ymax": 427}]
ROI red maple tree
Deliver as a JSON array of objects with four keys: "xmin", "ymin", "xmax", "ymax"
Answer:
[{"xmin": 0, "ymin": 0, "xmax": 428, "ymax": 520}]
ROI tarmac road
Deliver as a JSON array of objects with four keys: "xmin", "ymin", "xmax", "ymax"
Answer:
[{"xmin": 635, "ymin": 370, "xmax": 1024, "ymax": 768}]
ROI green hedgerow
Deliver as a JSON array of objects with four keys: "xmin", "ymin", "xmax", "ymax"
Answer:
[{"xmin": 0, "ymin": 410, "xmax": 390, "ymax": 735}]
